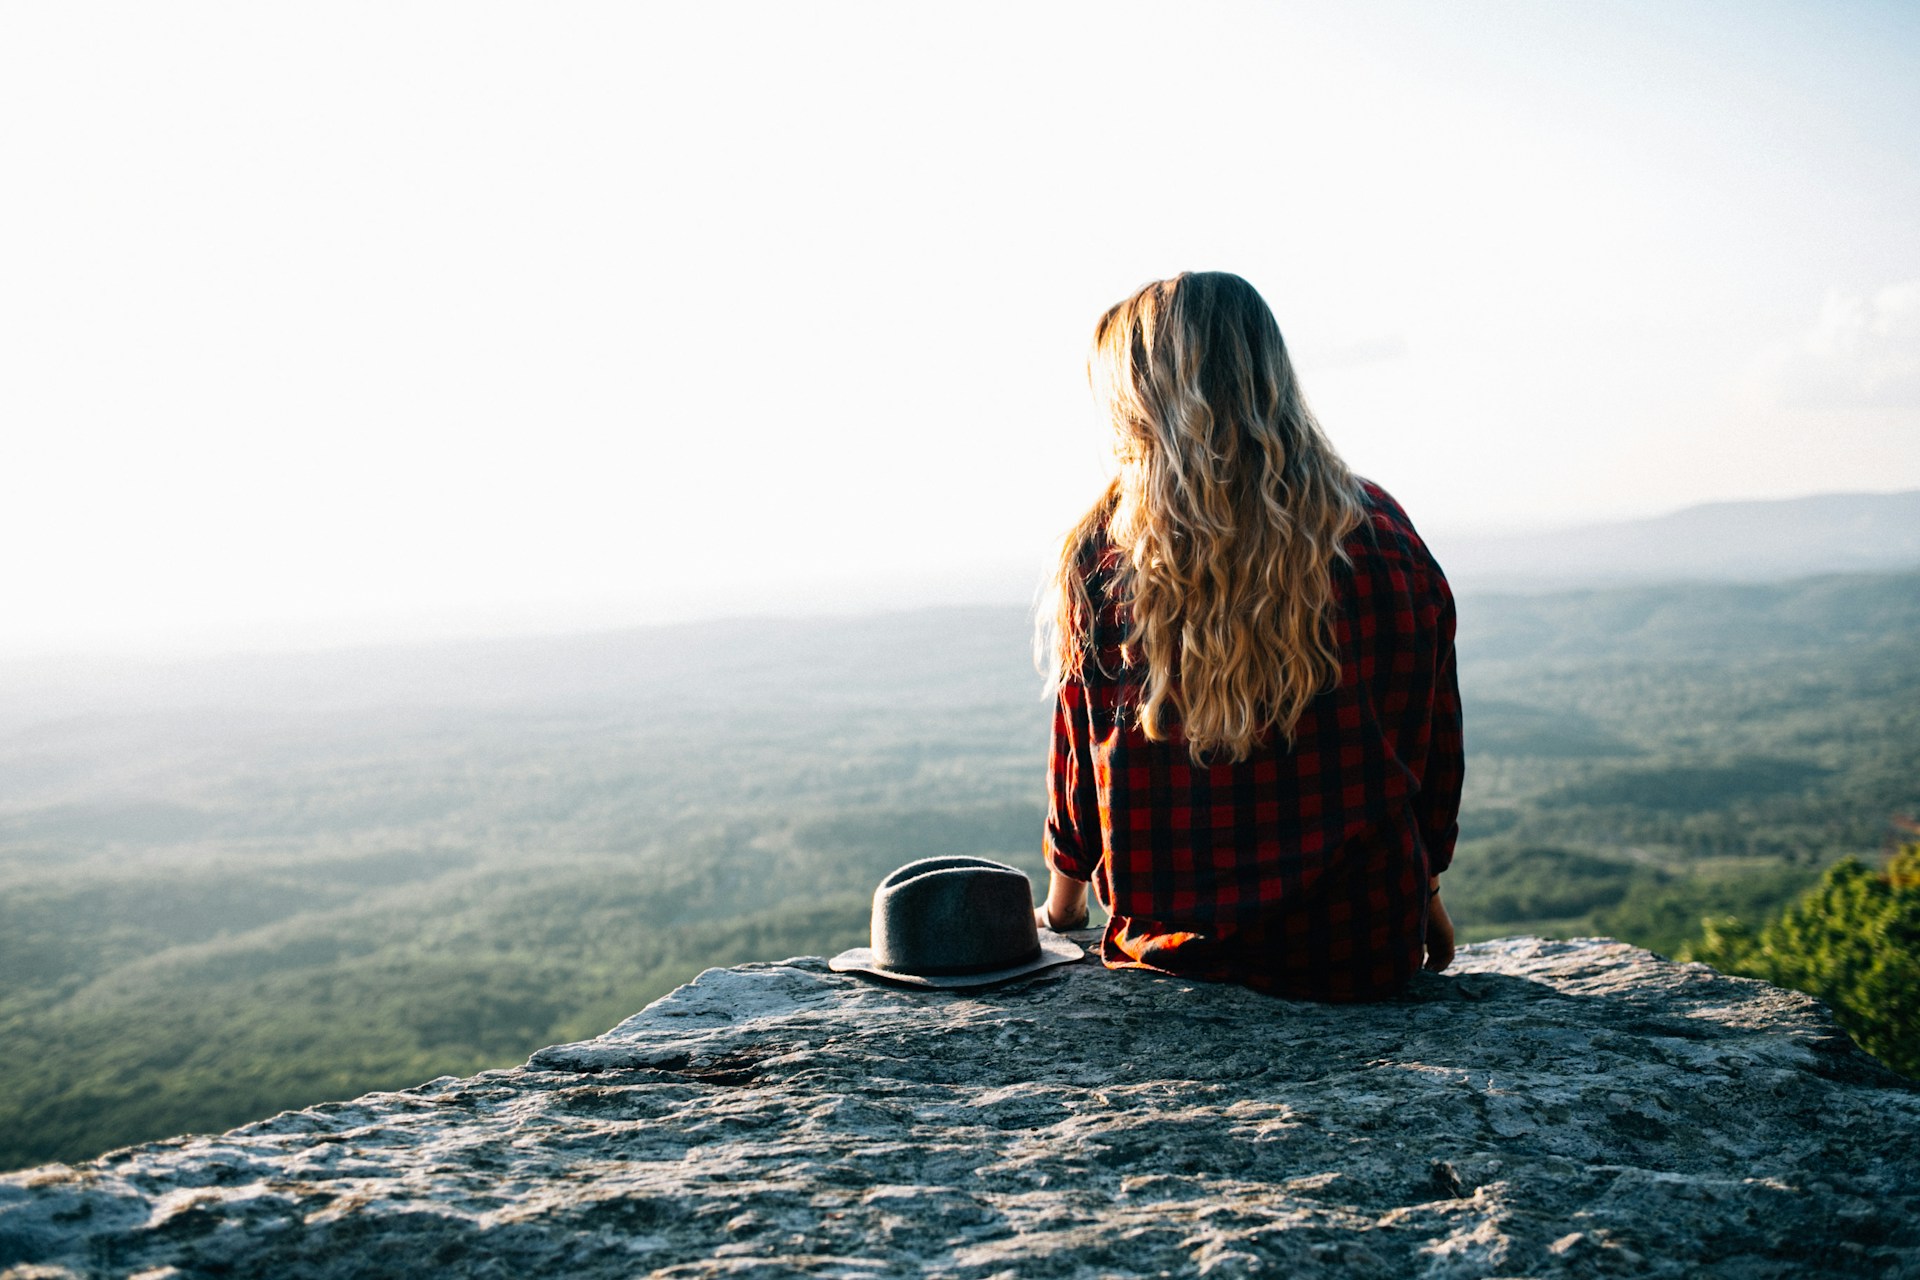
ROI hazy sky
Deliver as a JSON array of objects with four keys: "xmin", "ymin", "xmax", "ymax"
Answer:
[{"xmin": 4, "ymin": 1, "xmax": 1917, "ymax": 656}]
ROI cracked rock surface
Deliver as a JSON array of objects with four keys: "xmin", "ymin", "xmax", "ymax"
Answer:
[{"xmin": 3, "ymin": 936, "xmax": 1917, "ymax": 1278}]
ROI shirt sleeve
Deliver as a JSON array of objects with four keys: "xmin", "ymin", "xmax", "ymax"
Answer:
[
  {"xmin": 1415, "ymin": 583, "xmax": 1464, "ymax": 877},
  {"xmin": 1044, "ymin": 679, "xmax": 1101, "ymax": 882}
]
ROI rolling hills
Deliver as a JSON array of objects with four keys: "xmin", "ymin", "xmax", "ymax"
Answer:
[{"xmin": 1, "ymin": 560, "xmax": 1916, "ymax": 1171}]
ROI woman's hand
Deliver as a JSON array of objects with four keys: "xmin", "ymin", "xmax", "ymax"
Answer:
[
  {"xmin": 1036, "ymin": 869, "xmax": 1090, "ymax": 932},
  {"xmin": 1424, "ymin": 889, "xmax": 1455, "ymax": 972}
]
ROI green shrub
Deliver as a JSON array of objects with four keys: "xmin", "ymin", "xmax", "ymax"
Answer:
[{"xmin": 1690, "ymin": 843, "xmax": 1920, "ymax": 1077}]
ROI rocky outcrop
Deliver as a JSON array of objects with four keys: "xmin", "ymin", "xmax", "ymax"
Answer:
[{"xmin": 3, "ymin": 936, "xmax": 1917, "ymax": 1278}]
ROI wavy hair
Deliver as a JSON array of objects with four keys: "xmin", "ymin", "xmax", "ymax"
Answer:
[{"xmin": 1041, "ymin": 272, "xmax": 1365, "ymax": 761}]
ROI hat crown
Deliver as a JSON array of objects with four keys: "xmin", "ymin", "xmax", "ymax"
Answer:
[{"xmin": 870, "ymin": 857, "xmax": 1041, "ymax": 977}]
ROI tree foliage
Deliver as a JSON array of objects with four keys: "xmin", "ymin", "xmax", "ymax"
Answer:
[
  {"xmin": 1, "ymin": 572, "xmax": 1915, "ymax": 1169},
  {"xmin": 1690, "ymin": 843, "xmax": 1920, "ymax": 1077}
]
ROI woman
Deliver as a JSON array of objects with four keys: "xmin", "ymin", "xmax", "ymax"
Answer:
[{"xmin": 1036, "ymin": 272, "xmax": 1462, "ymax": 1002}]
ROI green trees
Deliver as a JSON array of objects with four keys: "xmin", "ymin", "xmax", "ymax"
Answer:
[
  {"xmin": 4, "ymin": 573, "xmax": 1916, "ymax": 1169},
  {"xmin": 1691, "ymin": 843, "xmax": 1920, "ymax": 1077}
]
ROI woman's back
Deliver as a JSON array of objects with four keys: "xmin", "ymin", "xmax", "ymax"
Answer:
[
  {"xmin": 1045, "ymin": 480, "xmax": 1461, "ymax": 1001},
  {"xmin": 1037, "ymin": 271, "xmax": 1462, "ymax": 1001}
]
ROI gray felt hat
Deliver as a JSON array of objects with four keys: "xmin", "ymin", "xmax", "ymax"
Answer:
[{"xmin": 829, "ymin": 856, "xmax": 1084, "ymax": 990}]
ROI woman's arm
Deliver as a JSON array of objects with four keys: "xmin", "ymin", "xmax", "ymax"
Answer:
[
  {"xmin": 1416, "ymin": 562, "xmax": 1460, "ymax": 975},
  {"xmin": 1424, "ymin": 878, "xmax": 1454, "ymax": 971},
  {"xmin": 1414, "ymin": 587, "xmax": 1464, "ymax": 879},
  {"xmin": 1041, "ymin": 658, "xmax": 1100, "ymax": 932},
  {"xmin": 1036, "ymin": 868, "xmax": 1090, "ymax": 932}
]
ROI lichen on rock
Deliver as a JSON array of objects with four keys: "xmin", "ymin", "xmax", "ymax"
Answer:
[{"xmin": 3, "ymin": 936, "xmax": 1917, "ymax": 1278}]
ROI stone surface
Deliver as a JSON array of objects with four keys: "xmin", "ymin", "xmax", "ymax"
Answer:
[{"xmin": 3, "ymin": 936, "xmax": 1918, "ymax": 1278}]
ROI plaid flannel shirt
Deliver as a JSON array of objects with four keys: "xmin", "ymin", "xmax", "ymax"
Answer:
[{"xmin": 1045, "ymin": 481, "xmax": 1463, "ymax": 1002}]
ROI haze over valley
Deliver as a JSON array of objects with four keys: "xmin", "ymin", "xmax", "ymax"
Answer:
[{"xmin": 2, "ymin": 491, "xmax": 1916, "ymax": 1171}]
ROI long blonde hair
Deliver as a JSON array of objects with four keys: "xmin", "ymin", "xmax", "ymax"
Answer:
[{"xmin": 1042, "ymin": 272, "xmax": 1365, "ymax": 761}]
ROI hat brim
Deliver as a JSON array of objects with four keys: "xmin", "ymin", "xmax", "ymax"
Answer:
[{"xmin": 828, "ymin": 934, "xmax": 1085, "ymax": 990}]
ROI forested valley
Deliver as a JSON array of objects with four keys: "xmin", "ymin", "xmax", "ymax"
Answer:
[{"xmin": 3, "ymin": 568, "xmax": 1917, "ymax": 1171}]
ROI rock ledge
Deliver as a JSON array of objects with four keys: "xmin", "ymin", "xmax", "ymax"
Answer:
[{"xmin": 3, "ymin": 936, "xmax": 1917, "ymax": 1278}]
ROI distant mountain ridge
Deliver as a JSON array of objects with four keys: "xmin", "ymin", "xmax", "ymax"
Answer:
[
  {"xmin": 4, "ymin": 492, "xmax": 1915, "ymax": 729},
  {"xmin": 1434, "ymin": 490, "xmax": 1920, "ymax": 591}
]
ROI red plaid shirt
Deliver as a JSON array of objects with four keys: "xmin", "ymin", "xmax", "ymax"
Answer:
[{"xmin": 1045, "ymin": 481, "xmax": 1463, "ymax": 1002}]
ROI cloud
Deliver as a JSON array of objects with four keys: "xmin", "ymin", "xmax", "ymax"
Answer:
[{"xmin": 1760, "ymin": 280, "xmax": 1920, "ymax": 410}]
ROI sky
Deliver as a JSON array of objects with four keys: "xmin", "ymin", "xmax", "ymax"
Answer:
[{"xmin": 2, "ymin": 0, "xmax": 1917, "ymax": 657}]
